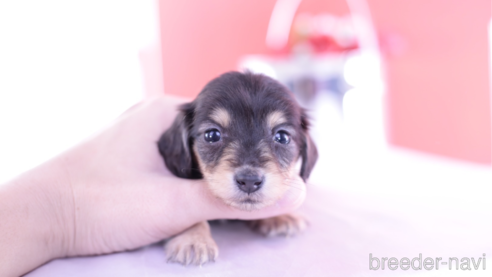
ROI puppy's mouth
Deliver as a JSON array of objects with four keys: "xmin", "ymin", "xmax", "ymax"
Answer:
[
  {"xmin": 228, "ymin": 191, "xmax": 276, "ymax": 211},
  {"xmin": 213, "ymin": 188, "xmax": 261, "ymax": 210},
  {"xmin": 231, "ymin": 197, "xmax": 264, "ymax": 211},
  {"xmin": 240, "ymin": 198, "xmax": 259, "ymax": 205}
]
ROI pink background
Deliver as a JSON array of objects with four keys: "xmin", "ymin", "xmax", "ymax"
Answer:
[{"xmin": 159, "ymin": 0, "xmax": 492, "ymax": 164}]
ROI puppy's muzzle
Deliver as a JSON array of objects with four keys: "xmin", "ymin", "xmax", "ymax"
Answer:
[{"xmin": 234, "ymin": 168, "xmax": 264, "ymax": 194}]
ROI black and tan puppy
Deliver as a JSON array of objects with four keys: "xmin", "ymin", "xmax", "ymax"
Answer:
[{"xmin": 158, "ymin": 71, "xmax": 318, "ymax": 265}]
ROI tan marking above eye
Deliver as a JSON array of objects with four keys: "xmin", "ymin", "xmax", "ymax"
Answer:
[
  {"xmin": 209, "ymin": 108, "xmax": 231, "ymax": 128},
  {"xmin": 267, "ymin": 110, "xmax": 287, "ymax": 130}
]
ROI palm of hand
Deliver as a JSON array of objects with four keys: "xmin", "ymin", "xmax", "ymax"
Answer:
[{"xmin": 58, "ymin": 96, "xmax": 305, "ymax": 257}]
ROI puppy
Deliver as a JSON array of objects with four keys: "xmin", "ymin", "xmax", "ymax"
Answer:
[{"xmin": 158, "ymin": 71, "xmax": 318, "ymax": 266}]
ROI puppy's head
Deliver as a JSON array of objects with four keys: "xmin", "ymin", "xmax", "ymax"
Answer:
[{"xmin": 159, "ymin": 72, "xmax": 318, "ymax": 210}]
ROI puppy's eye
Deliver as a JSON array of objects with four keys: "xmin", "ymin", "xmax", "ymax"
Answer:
[
  {"xmin": 204, "ymin": 129, "xmax": 221, "ymax": 143},
  {"xmin": 274, "ymin": 131, "xmax": 290, "ymax": 144}
]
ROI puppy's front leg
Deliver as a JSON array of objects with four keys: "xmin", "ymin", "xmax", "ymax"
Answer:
[
  {"xmin": 247, "ymin": 213, "xmax": 308, "ymax": 237},
  {"xmin": 164, "ymin": 221, "xmax": 218, "ymax": 266}
]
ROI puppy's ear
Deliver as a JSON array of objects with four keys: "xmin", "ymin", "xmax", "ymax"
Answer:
[
  {"xmin": 158, "ymin": 102, "xmax": 202, "ymax": 179},
  {"xmin": 299, "ymin": 111, "xmax": 318, "ymax": 181}
]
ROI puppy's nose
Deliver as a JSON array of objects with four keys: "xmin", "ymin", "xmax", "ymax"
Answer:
[{"xmin": 235, "ymin": 173, "xmax": 263, "ymax": 194}]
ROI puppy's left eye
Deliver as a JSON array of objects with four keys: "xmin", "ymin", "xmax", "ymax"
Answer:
[
  {"xmin": 274, "ymin": 131, "xmax": 290, "ymax": 144},
  {"xmin": 204, "ymin": 129, "xmax": 221, "ymax": 143}
]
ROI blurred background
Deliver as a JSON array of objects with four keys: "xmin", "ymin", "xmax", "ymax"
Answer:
[
  {"xmin": 3, "ymin": 2, "xmax": 491, "ymax": 275},
  {"xmin": 1, "ymin": 0, "xmax": 492, "ymax": 201}
]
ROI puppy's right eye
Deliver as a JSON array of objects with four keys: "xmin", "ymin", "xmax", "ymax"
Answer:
[{"xmin": 204, "ymin": 129, "xmax": 221, "ymax": 143}]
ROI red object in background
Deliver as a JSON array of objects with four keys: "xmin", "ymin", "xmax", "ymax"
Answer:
[
  {"xmin": 309, "ymin": 35, "xmax": 337, "ymax": 52},
  {"xmin": 307, "ymin": 34, "xmax": 358, "ymax": 53},
  {"xmin": 159, "ymin": 0, "xmax": 492, "ymax": 164}
]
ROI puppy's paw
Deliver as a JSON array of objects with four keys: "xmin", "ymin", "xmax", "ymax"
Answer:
[
  {"xmin": 247, "ymin": 213, "xmax": 308, "ymax": 237},
  {"xmin": 164, "ymin": 221, "xmax": 218, "ymax": 266},
  {"xmin": 165, "ymin": 236, "xmax": 218, "ymax": 266}
]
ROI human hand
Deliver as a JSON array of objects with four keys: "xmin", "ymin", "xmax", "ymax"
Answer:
[{"xmin": 0, "ymin": 95, "xmax": 306, "ymax": 276}]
